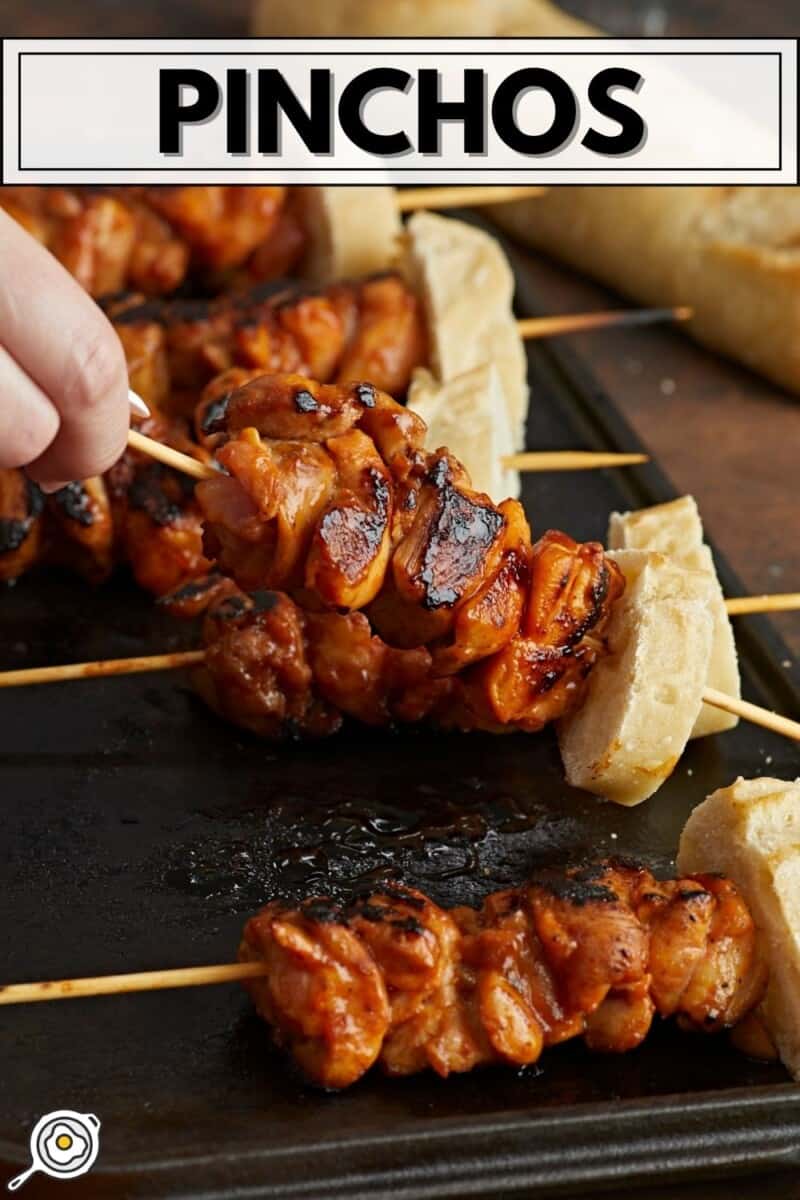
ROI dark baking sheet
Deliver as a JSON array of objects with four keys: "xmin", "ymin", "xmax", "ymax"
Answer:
[{"xmin": 1, "ymin": 236, "xmax": 799, "ymax": 1199}]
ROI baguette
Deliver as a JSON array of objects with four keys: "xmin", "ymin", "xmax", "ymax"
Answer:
[
  {"xmin": 608, "ymin": 495, "xmax": 740, "ymax": 738},
  {"xmin": 678, "ymin": 777, "xmax": 800, "ymax": 1081},
  {"xmin": 557, "ymin": 549, "xmax": 713, "ymax": 806},
  {"xmin": 297, "ymin": 187, "xmax": 401, "ymax": 284},
  {"xmin": 252, "ymin": 0, "xmax": 593, "ymax": 37},
  {"xmin": 403, "ymin": 211, "xmax": 529, "ymax": 447},
  {"xmin": 491, "ymin": 186, "xmax": 800, "ymax": 395},
  {"xmin": 407, "ymin": 363, "xmax": 520, "ymax": 500}
]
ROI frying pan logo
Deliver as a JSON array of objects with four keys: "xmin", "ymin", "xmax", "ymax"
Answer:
[{"xmin": 7, "ymin": 1111, "xmax": 100, "ymax": 1190}]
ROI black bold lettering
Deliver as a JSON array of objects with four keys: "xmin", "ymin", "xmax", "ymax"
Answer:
[
  {"xmin": 339, "ymin": 68, "xmax": 413, "ymax": 156},
  {"xmin": 257, "ymin": 69, "xmax": 332, "ymax": 154},
  {"xmin": 159, "ymin": 69, "xmax": 221, "ymax": 155},
  {"xmin": 417, "ymin": 69, "xmax": 486, "ymax": 155},
  {"xmin": 226, "ymin": 69, "xmax": 248, "ymax": 154},
  {"xmin": 582, "ymin": 68, "xmax": 646, "ymax": 155},
  {"xmin": 492, "ymin": 68, "xmax": 577, "ymax": 155}
]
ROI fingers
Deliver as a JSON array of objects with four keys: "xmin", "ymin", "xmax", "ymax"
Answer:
[
  {"xmin": 0, "ymin": 210, "xmax": 129, "ymax": 486},
  {"xmin": 0, "ymin": 346, "xmax": 60, "ymax": 470}
]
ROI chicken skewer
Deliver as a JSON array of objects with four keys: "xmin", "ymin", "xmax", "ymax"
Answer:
[
  {"xmin": 1, "ymin": 611, "xmax": 797, "ymax": 744},
  {"xmin": 0, "ymin": 184, "xmax": 546, "ymax": 298},
  {"xmin": 0, "ymin": 862, "xmax": 767, "ymax": 1090},
  {"xmin": 126, "ymin": 426, "xmax": 649, "ymax": 481},
  {"xmin": 124, "ymin": 405, "xmax": 800, "ymax": 619},
  {"xmin": 3, "ymin": 374, "xmax": 798, "ymax": 747}
]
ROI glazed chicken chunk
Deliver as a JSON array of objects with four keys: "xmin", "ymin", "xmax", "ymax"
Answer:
[{"xmin": 239, "ymin": 862, "xmax": 767, "ymax": 1089}]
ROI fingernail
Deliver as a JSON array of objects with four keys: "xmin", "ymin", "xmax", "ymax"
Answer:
[{"xmin": 38, "ymin": 480, "xmax": 70, "ymax": 495}]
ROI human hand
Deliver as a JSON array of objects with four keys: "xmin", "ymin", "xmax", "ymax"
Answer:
[{"xmin": 0, "ymin": 208, "xmax": 128, "ymax": 491}]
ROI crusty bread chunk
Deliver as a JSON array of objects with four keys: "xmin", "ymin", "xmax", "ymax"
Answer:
[
  {"xmin": 608, "ymin": 495, "xmax": 740, "ymax": 738},
  {"xmin": 407, "ymin": 363, "xmax": 519, "ymax": 501},
  {"xmin": 403, "ymin": 211, "xmax": 528, "ymax": 448},
  {"xmin": 491, "ymin": 185, "xmax": 800, "ymax": 396},
  {"xmin": 558, "ymin": 549, "xmax": 713, "ymax": 806},
  {"xmin": 297, "ymin": 187, "xmax": 401, "ymax": 284},
  {"xmin": 678, "ymin": 777, "xmax": 800, "ymax": 1080}
]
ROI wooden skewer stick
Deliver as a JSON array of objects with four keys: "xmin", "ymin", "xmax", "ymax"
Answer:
[
  {"xmin": 0, "ymin": 962, "xmax": 267, "ymax": 1006},
  {"xmin": 0, "ymin": 652, "xmax": 797, "ymax": 744},
  {"xmin": 127, "ymin": 429, "xmax": 217, "ymax": 481},
  {"xmin": 395, "ymin": 184, "xmax": 546, "ymax": 213},
  {"xmin": 724, "ymin": 594, "xmax": 800, "ymax": 617},
  {"xmin": 127, "ymin": 429, "xmax": 650, "ymax": 480},
  {"xmin": 703, "ymin": 687, "xmax": 800, "ymax": 743},
  {"xmin": 0, "ymin": 650, "xmax": 205, "ymax": 690},
  {"xmin": 517, "ymin": 305, "xmax": 693, "ymax": 340},
  {"xmin": 503, "ymin": 451, "xmax": 648, "ymax": 472}
]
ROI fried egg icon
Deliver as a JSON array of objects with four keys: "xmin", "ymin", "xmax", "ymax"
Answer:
[
  {"xmin": 43, "ymin": 1123, "xmax": 88, "ymax": 1169},
  {"xmin": 7, "ymin": 1110, "xmax": 100, "ymax": 1190}
]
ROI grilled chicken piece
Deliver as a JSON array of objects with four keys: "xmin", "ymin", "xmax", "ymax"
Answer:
[
  {"xmin": 200, "ymin": 374, "xmax": 371, "ymax": 445},
  {"xmin": 371, "ymin": 455, "xmax": 507, "ymax": 649},
  {"xmin": 47, "ymin": 478, "xmax": 114, "ymax": 583},
  {"xmin": 120, "ymin": 465, "xmax": 212, "ymax": 597},
  {"xmin": 431, "ymin": 498, "xmax": 531, "ymax": 675},
  {"xmin": 239, "ymin": 863, "xmax": 766, "ymax": 1089},
  {"xmin": 304, "ymin": 430, "xmax": 394, "ymax": 610},
  {"xmin": 194, "ymin": 368, "xmax": 268, "ymax": 451},
  {"xmin": 336, "ymin": 274, "xmax": 428, "ymax": 397},
  {"xmin": 459, "ymin": 531, "xmax": 625, "ymax": 733},
  {"xmin": 0, "ymin": 187, "xmax": 137, "ymax": 296},
  {"xmin": 115, "ymin": 321, "xmax": 171, "ymax": 412},
  {"xmin": 108, "ymin": 275, "xmax": 426, "ymax": 420},
  {"xmin": 196, "ymin": 589, "xmax": 341, "ymax": 740},
  {"xmin": 0, "ymin": 470, "xmax": 45, "ymax": 584},
  {"xmin": 195, "ymin": 552, "xmax": 617, "ymax": 741},
  {"xmin": 157, "ymin": 572, "xmax": 239, "ymax": 620},
  {"xmin": 200, "ymin": 430, "xmax": 338, "ymax": 593},
  {"xmin": 107, "ymin": 414, "xmax": 214, "ymax": 597},
  {"xmin": 141, "ymin": 186, "xmax": 287, "ymax": 272},
  {"xmin": 233, "ymin": 202, "xmax": 307, "ymax": 287},
  {"xmin": 1, "ymin": 185, "xmax": 305, "ymax": 298},
  {"xmin": 305, "ymin": 610, "xmax": 452, "ymax": 728},
  {"xmin": 195, "ymin": 379, "xmax": 428, "ymax": 608},
  {"xmin": 123, "ymin": 198, "xmax": 190, "ymax": 296}
]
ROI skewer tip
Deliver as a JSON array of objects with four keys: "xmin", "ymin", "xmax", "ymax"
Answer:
[{"xmin": 128, "ymin": 390, "xmax": 151, "ymax": 418}]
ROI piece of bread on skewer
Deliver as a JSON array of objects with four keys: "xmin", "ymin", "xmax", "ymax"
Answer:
[
  {"xmin": 678, "ymin": 777, "xmax": 800, "ymax": 1081},
  {"xmin": 402, "ymin": 211, "xmax": 529, "ymax": 449},
  {"xmin": 297, "ymin": 187, "xmax": 402, "ymax": 284},
  {"xmin": 407, "ymin": 363, "xmax": 519, "ymax": 501},
  {"xmin": 608, "ymin": 495, "xmax": 740, "ymax": 738},
  {"xmin": 558, "ymin": 549, "xmax": 713, "ymax": 806}
]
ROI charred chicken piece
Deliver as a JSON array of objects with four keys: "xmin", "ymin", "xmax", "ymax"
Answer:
[
  {"xmin": 108, "ymin": 274, "xmax": 426, "ymax": 419},
  {"xmin": 195, "ymin": 589, "xmax": 342, "ymax": 740},
  {"xmin": 0, "ymin": 470, "xmax": 45, "ymax": 584},
  {"xmin": 335, "ymin": 274, "xmax": 429, "ymax": 398},
  {"xmin": 115, "ymin": 320, "xmax": 171, "ymax": 412},
  {"xmin": 139, "ymin": 186, "xmax": 288, "ymax": 273},
  {"xmin": 193, "ymin": 376, "xmax": 622, "ymax": 709},
  {"xmin": 194, "ymin": 539, "xmax": 618, "ymax": 740},
  {"xmin": 0, "ymin": 185, "xmax": 305, "ymax": 298},
  {"xmin": 239, "ymin": 862, "xmax": 766, "ymax": 1089},
  {"xmin": 47, "ymin": 478, "xmax": 114, "ymax": 583},
  {"xmin": 457, "ymin": 531, "xmax": 625, "ymax": 734},
  {"xmin": 106, "ymin": 414, "xmax": 214, "ymax": 597},
  {"xmin": 194, "ymin": 379, "xmax": 427, "ymax": 608},
  {"xmin": 0, "ymin": 187, "xmax": 137, "ymax": 296}
]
